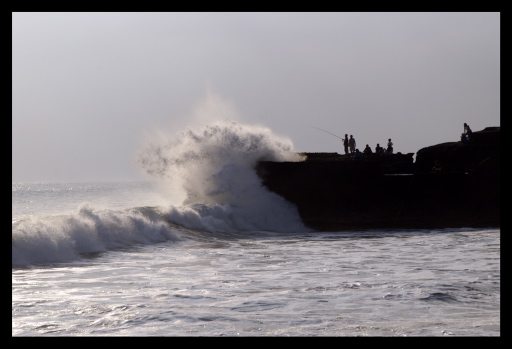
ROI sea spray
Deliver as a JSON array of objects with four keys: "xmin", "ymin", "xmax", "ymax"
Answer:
[{"xmin": 137, "ymin": 120, "xmax": 310, "ymax": 233}]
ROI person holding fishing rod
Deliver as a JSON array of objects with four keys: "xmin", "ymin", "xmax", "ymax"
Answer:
[
  {"xmin": 343, "ymin": 134, "xmax": 349, "ymax": 155},
  {"xmin": 310, "ymin": 126, "xmax": 351, "ymax": 155}
]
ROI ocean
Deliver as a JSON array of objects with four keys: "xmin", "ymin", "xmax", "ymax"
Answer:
[{"xmin": 12, "ymin": 122, "xmax": 500, "ymax": 336}]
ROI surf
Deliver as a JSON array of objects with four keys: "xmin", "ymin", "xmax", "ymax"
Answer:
[
  {"xmin": 11, "ymin": 204, "xmax": 184, "ymax": 267},
  {"xmin": 137, "ymin": 119, "xmax": 309, "ymax": 233},
  {"xmin": 12, "ymin": 93, "xmax": 312, "ymax": 267}
]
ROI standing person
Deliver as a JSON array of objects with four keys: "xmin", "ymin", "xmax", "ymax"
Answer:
[
  {"xmin": 348, "ymin": 135, "xmax": 356, "ymax": 154},
  {"xmin": 343, "ymin": 134, "xmax": 349, "ymax": 155},
  {"xmin": 386, "ymin": 138, "xmax": 393, "ymax": 154}
]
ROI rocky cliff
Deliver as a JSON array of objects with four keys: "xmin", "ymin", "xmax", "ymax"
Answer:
[{"xmin": 256, "ymin": 127, "xmax": 500, "ymax": 231}]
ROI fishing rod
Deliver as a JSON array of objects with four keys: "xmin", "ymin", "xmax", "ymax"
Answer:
[{"xmin": 310, "ymin": 126, "xmax": 344, "ymax": 140}]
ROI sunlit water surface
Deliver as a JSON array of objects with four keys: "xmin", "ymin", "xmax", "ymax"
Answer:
[{"xmin": 13, "ymin": 211, "xmax": 500, "ymax": 336}]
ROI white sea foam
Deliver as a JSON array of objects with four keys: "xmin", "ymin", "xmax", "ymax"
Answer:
[
  {"xmin": 137, "ymin": 119, "xmax": 309, "ymax": 233},
  {"xmin": 12, "ymin": 204, "xmax": 182, "ymax": 267},
  {"xmin": 12, "ymin": 93, "xmax": 311, "ymax": 267}
]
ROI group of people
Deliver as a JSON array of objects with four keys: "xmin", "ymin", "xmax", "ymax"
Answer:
[
  {"xmin": 342, "ymin": 134, "xmax": 394, "ymax": 159},
  {"xmin": 340, "ymin": 122, "xmax": 473, "ymax": 161},
  {"xmin": 342, "ymin": 134, "xmax": 357, "ymax": 154}
]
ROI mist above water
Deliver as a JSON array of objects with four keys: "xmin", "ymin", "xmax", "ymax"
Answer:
[{"xmin": 136, "ymin": 94, "xmax": 309, "ymax": 233}]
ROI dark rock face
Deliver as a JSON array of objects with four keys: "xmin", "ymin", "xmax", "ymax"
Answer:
[{"xmin": 255, "ymin": 127, "xmax": 500, "ymax": 231}]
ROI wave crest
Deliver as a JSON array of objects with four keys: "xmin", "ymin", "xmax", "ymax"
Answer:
[
  {"xmin": 12, "ymin": 204, "xmax": 182, "ymax": 267},
  {"xmin": 137, "ymin": 120, "xmax": 309, "ymax": 233}
]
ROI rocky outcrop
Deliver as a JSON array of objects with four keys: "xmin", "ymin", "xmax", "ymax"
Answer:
[{"xmin": 256, "ymin": 127, "xmax": 500, "ymax": 230}]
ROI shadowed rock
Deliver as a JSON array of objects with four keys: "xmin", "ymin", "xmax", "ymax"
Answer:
[{"xmin": 255, "ymin": 127, "xmax": 500, "ymax": 231}]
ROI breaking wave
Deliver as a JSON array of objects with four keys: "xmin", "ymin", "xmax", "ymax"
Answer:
[
  {"xmin": 12, "ymin": 204, "xmax": 182, "ymax": 267},
  {"xmin": 137, "ymin": 119, "xmax": 309, "ymax": 233},
  {"xmin": 12, "ymin": 93, "xmax": 312, "ymax": 267}
]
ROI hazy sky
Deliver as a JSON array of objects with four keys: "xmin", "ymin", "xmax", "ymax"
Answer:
[{"xmin": 12, "ymin": 12, "xmax": 500, "ymax": 182}]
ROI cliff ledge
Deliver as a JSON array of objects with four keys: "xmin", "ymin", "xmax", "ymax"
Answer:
[{"xmin": 256, "ymin": 127, "xmax": 500, "ymax": 230}]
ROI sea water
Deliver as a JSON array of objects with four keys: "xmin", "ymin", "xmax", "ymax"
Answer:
[{"xmin": 12, "ymin": 121, "xmax": 500, "ymax": 336}]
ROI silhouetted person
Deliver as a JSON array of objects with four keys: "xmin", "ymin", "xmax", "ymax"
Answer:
[
  {"xmin": 363, "ymin": 144, "xmax": 372, "ymax": 157},
  {"xmin": 464, "ymin": 123, "xmax": 473, "ymax": 141},
  {"xmin": 343, "ymin": 134, "xmax": 349, "ymax": 155},
  {"xmin": 386, "ymin": 138, "xmax": 393, "ymax": 154},
  {"xmin": 353, "ymin": 148, "xmax": 363, "ymax": 160},
  {"xmin": 375, "ymin": 143, "xmax": 384, "ymax": 155},
  {"xmin": 349, "ymin": 135, "xmax": 356, "ymax": 154}
]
